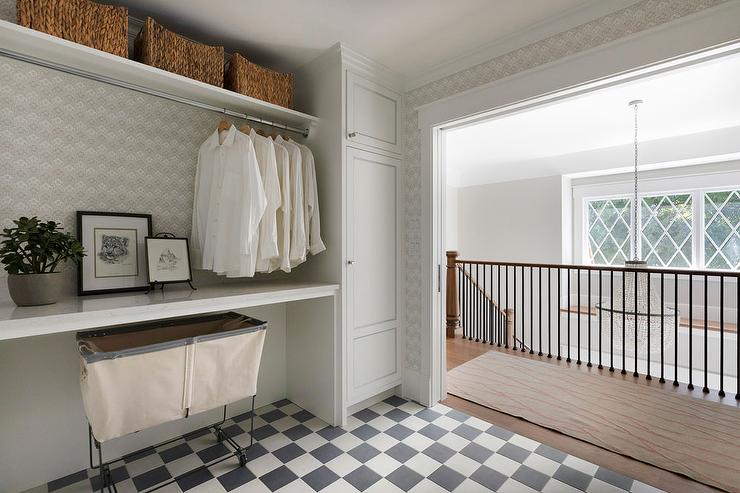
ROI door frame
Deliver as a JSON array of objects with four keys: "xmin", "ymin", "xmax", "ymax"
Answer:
[{"xmin": 414, "ymin": 3, "xmax": 740, "ymax": 407}]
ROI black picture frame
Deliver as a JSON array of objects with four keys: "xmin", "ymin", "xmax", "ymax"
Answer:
[
  {"xmin": 77, "ymin": 211, "xmax": 153, "ymax": 296},
  {"xmin": 144, "ymin": 236, "xmax": 194, "ymax": 287}
]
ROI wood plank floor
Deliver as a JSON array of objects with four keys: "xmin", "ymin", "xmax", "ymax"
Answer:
[{"xmin": 444, "ymin": 334, "xmax": 726, "ymax": 493}]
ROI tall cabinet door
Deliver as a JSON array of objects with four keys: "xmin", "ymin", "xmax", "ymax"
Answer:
[
  {"xmin": 346, "ymin": 71, "xmax": 402, "ymax": 154},
  {"xmin": 346, "ymin": 147, "xmax": 402, "ymax": 404}
]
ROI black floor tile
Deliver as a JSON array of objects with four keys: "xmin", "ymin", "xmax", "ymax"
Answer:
[
  {"xmin": 596, "ymin": 466, "xmax": 634, "ymax": 490},
  {"xmin": 512, "ymin": 464, "xmax": 550, "ymax": 491},
  {"xmin": 48, "ymin": 469, "xmax": 88, "ymax": 492},
  {"xmin": 386, "ymin": 442, "xmax": 418, "ymax": 463},
  {"xmin": 132, "ymin": 466, "xmax": 172, "ymax": 491},
  {"xmin": 344, "ymin": 465, "xmax": 381, "ymax": 492},
  {"xmin": 351, "ymin": 424, "xmax": 380, "ymax": 441},
  {"xmin": 310, "ymin": 443, "xmax": 343, "ymax": 463},
  {"xmin": 260, "ymin": 465, "xmax": 298, "ymax": 492},
  {"xmin": 302, "ymin": 465, "xmax": 340, "ymax": 492},
  {"xmin": 160, "ymin": 443, "xmax": 194, "ymax": 463},
  {"xmin": 217, "ymin": 465, "xmax": 256, "ymax": 491},
  {"xmin": 471, "ymin": 464, "xmax": 507, "ymax": 491},
  {"xmin": 283, "ymin": 424, "xmax": 312, "ymax": 441},
  {"xmin": 423, "ymin": 443, "xmax": 455, "ymax": 463},
  {"xmin": 274, "ymin": 443, "xmax": 306, "ymax": 463},
  {"xmin": 428, "ymin": 465, "xmax": 465, "ymax": 491},
  {"xmin": 385, "ymin": 424, "xmax": 414, "ymax": 441},
  {"xmin": 497, "ymin": 442, "xmax": 531, "ymax": 463},
  {"xmin": 386, "ymin": 465, "xmax": 423, "ymax": 492},
  {"xmin": 554, "ymin": 464, "xmax": 594, "ymax": 491},
  {"xmin": 460, "ymin": 442, "xmax": 494, "ymax": 463},
  {"xmin": 196, "ymin": 443, "xmax": 230, "ymax": 464},
  {"xmin": 348, "ymin": 443, "xmax": 380, "ymax": 463},
  {"xmin": 176, "ymin": 467, "xmax": 213, "ymax": 491}
]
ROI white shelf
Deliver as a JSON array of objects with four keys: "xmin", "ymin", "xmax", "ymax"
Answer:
[
  {"xmin": 0, "ymin": 20, "xmax": 318, "ymax": 132},
  {"xmin": 0, "ymin": 280, "xmax": 339, "ymax": 341}
]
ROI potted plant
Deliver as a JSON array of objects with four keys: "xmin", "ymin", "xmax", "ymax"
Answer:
[{"xmin": 0, "ymin": 217, "xmax": 85, "ymax": 306}]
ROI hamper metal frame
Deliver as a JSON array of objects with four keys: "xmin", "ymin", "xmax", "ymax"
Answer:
[{"xmin": 88, "ymin": 398, "xmax": 256, "ymax": 493}]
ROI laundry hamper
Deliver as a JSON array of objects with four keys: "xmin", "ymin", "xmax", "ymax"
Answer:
[{"xmin": 77, "ymin": 312, "xmax": 266, "ymax": 443}]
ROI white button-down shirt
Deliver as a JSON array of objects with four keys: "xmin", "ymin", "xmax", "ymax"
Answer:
[
  {"xmin": 275, "ymin": 136, "xmax": 307, "ymax": 267},
  {"xmin": 292, "ymin": 140, "xmax": 325, "ymax": 255},
  {"xmin": 264, "ymin": 141, "xmax": 292, "ymax": 273},
  {"xmin": 227, "ymin": 129, "xmax": 281, "ymax": 277},
  {"xmin": 191, "ymin": 126, "xmax": 266, "ymax": 274}
]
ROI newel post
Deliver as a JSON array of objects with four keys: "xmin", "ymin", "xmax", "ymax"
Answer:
[{"xmin": 446, "ymin": 251, "xmax": 460, "ymax": 338}]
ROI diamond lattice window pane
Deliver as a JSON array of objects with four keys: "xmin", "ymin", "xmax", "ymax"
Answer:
[
  {"xmin": 586, "ymin": 198, "xmax": 631, "ymax": 265},
  {"xmin": 640, "ymin": 194, "xmax": 692, "ymax": 268},
  {"xmin": 704, "ymin": 190, "xmax": 740, "ymax": 270}
]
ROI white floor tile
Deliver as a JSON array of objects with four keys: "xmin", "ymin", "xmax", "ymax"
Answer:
[
  {"xmin": 508, "ymin": 433, "xmax": 541, "ymax": 452},
  {"xmin": 498, "ymin": 478, "xmax": 539, "ymax": 493},
  {"xmin": 523, "ymin": 453, "xmax": 560, "ymax": 476},
  {"xmin": 484, "ymin": 453, "xmax": 520, "ymax": 477},
  {"xmin": 365, "ymin": 454, "xmax": 402, "ymax": 476},
  {"xmin": 563, "ymin": 454, "xmax": 599, "ymax": 475}
]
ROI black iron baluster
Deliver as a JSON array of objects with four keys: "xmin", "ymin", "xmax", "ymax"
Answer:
[
  {"xmin": 703, "ymin": 275, "xmax": 709, "ymax": 394},
  {"xmin": 530, "ymin": 266, "xmax": 534, "ymax": 354},
  {"xmin": 498, "ymin": 264, "xmax": 502, "ymax": 347},
  {"xmin": 513, "ymin": 266, "xmax": 517, "ymax": 351},
  {"xmin": 505, "ymin": 266, "xmax": 509, "ymax": 349},
  {"xmin": 689, "ymin": 274, "xmax": 693, "ymax": 390},
  {"xmin": 548, "ymin": 268, "xmax": 552, "ymax": 358},
  {"xmin": 674, "ymin": 273, "xmax": 679, "ymax": 387},
  {"xmin": 634, "ymin": 268, "xmax": 639, "ymax": 378},
  {"xmin": 587, "ymin": 269, "xmax": 592, "ymax": 367},
  {"xmin": 660, "ymin": 273, "xmax": 665, "ymax": 384},
  {"xmin": 458, "ymin": 265, "xmax": 462, "ymax": 339},
  {"xmin": 598, "ymin": 270, "xmax": 603, "ymax": 369},
  {"xmin": 522, "ymin": 266, "xmax": 526, "ymax": 352},
  {"xmin": 610, "ymin": 270, "xmax": 614, "ymax": 372},
  {"xmin": 567, "ymin": 268, "xmax": 571, "ymax": 363},
  {"xmin": 577, "ymin": 268, "xmax": 581, "ymax": 365},
  {"xmin": 557, "ymin": 268, "xmax": 561, "ymax": 360},
  {"xmin": 646, "ymin": 273, "xmax": 651, "ymax": 380},
  {"xmin": 621, "ymin": 271, "xmax": 626, "ymax": 375},
  {"xmin": 475, "ymin": 263, "xmax": 480, "ymax": 342},
  {"xmin": 538, "ymin": 267, "xmax": 543, "ymax": 356},
  {"xmin": 468, "ymin": 263, "xmax": 473, "ymax": 341},
  {"xmin": 462, "ymin": 264, "xmax": 466, "ymax": 339},
  {"xmin": 719, "ymin": 276, "xmax": 724, "ymax": 397},
  {"xmin": 489, "ymin": 265, "xmax": 494, "ymax": 346}
]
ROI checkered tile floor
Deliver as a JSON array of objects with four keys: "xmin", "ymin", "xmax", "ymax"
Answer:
[{"xmin": 41, "ymin": 397, "xmax": 664, "ymax": 493}]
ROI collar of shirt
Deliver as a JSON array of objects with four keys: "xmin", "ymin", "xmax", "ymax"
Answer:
[{"xmin": 206, "ymin": 125, "xmax": 238, "ymax": 148}]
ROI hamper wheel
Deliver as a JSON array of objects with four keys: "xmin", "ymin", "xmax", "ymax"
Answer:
[{"xmin": 238, "ymin": 451, "xmax": 247, "ymax": 467}]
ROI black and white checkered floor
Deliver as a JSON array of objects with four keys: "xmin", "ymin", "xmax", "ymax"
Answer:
[{"xmin": 41, "ymin": 397, "xmax": 664, "ymax": 493}]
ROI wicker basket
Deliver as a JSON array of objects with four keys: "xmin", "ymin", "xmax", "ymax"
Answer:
[
  {"xmin": 17, "ymin": 0, "xmax": 128, "ymax": 57},
  {"xmin": 226, "ymin": 53, "xmax": 294, "ymax": 108},
  {"xmin": 134, "ymin": 17, "xmax": 224, "ymax": 87}
]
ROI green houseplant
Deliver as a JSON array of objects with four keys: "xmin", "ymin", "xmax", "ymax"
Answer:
[{"xmin": 0, "ymin": 217, "xmax": 85, "ymax": 306}]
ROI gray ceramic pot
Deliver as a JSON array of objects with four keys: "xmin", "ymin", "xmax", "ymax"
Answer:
[{"xmin": 7, "ymin": 272, "xmax": 64, "ymax": 306}]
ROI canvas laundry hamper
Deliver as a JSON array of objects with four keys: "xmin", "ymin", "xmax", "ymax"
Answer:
[{"xmin": 77, "ymin": 312, "xmax": 266, "ymax": 442}]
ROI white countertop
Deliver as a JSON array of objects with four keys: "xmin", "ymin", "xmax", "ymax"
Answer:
[{"xmin": 0, "ymin": 281, "xmax": 339, "ymax": 341}]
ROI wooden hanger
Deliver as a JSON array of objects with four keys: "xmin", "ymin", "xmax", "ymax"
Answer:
[
  {"xmin": 256, "ymin": 128, "xmax": 267, "ymax": 137},
  {"xmin": 239, "ymin": 123, "xmax": 252, "ymax": 134},
  {"xmin": 217, "ymin": 119, "xmax": 230, "ymax": 132}
]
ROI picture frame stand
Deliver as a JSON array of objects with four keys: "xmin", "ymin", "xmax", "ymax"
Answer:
[{"xmin": 144, "ymin": 233, "xmax": 196, "ymax": 294}]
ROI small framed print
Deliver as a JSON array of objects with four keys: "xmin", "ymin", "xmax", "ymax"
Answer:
[
  {"xmin": 145, "ymin": 237, "xmax": 193, "ymax": 285},
  {"xmin": 77, "ymin": 211, "xmax": 152, "ymax": 295}
]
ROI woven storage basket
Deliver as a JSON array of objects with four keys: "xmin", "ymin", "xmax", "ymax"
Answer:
[
  {"xmin": 134, "ymin": 17, "xmax": 224, "ymax": 87},
  {"xmin": 226, "ymin": 53, "xmax": 294, "ymax": 108},
  {"xmin": 17, "ymin": 0, "xmax": 128, "ymax": 57}
]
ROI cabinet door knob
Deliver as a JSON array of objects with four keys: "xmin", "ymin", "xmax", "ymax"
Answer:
[
  {"xmin": 348, "ymin": 132, "xmax": 357, "ymax": 138},
  {"xmin": 347, "ymin": 259, "xmax": 356, "ymax": 265}
]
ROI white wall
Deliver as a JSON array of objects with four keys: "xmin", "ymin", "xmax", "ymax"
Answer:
[
  {"xmin": 446, "ymin": 186, "xmax": 459, "ymax": 251},
  {"xmin": 456, "ymin": 175, "xmax": 563, "ymax": 263}
]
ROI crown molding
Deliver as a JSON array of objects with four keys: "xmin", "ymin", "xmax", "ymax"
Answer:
[
  {"xmin": 339, "ymin": 42, "xmax": 405, "ymax": 90},
  {"xmin": 404, "ymin": 0, "xmax": 642, "ymax": 92}
]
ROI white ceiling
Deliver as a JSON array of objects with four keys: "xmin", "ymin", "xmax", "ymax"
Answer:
[
  {"xmin": 445, "ymin": 52, "xmax": 740, "ymax": 187},
  {"xmin": 115, "ymin": 0, "xmax": 631, "ymax": 82}
]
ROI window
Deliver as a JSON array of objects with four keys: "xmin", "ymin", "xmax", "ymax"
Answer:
[
  {"xmin": 580, "ymin": 184, "xmax": 740, "ymax": 271},
  {"xmin": 705, "ymin": 190, "xmax": 740, "ymax": 269}
]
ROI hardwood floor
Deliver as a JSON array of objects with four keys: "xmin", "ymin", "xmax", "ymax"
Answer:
[{"xmin": 443, "ymin": 333, "xmax": 723, "ymax": 493}]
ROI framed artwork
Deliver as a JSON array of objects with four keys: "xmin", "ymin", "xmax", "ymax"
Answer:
[
  {"xmin": 77, "ymin": 211, "xmax": 152, "ymax": 295},
  {"xmin": 145, "ymin": 236, "xmax": 193, "ymax": 285}
]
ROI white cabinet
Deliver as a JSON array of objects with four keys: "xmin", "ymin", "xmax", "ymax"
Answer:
[
  {"xmin": 346, "ymin": 71, "xmax": 402, "ymax": 154},
  {"xmin": 346, "ymin": 148, "xmax": 402, "ymax": 403}
]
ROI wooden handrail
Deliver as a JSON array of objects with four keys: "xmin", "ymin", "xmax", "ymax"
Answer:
[{"xmin": 454, "ymin": 258, "xmax": 740, "ymax": 279}]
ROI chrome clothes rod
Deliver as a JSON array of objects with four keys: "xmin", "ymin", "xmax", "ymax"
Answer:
[{"xmin": 0, "ymin": 48, "xmax": 310, "ymax": 137}]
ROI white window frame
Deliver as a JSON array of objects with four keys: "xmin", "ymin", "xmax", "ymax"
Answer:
[{"xmin": 573, "ymin": 169, "xmax": 740, "ymax": 270}]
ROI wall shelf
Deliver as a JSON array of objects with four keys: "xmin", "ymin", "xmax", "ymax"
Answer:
[
  {"xmin": 0, "ymin": 280, "xmax": 339, "ymax": 341},
  {"xmin": 0, "ymin": 20, "xmax": 319, "ymax": 134}
]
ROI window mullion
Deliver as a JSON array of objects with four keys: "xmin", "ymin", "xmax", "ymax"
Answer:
[{"xmin": 695, "ymin": 190, "xmax": 703, "ymax": 269}]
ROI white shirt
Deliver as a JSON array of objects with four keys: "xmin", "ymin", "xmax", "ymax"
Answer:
[
  {"xmin": 275, "ymin": 136, "xmax": 307, "ymax": 267},
  {"xmin": 264, "ymin": 141, "xmax": 292, "ymax": 273},
  {"xmin": 227, "ymin": 129, "xmax": 281, "ymax": 277},
  {"xmin": 292, "ymin": 140, "xmax": 325, "ymax": 255},
  {"xmin": 191, "ymin": 126, "xmax": 266, "ymax": 274}
]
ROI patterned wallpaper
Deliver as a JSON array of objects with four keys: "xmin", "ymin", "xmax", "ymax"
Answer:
[
  {"xmin": 401, "ymin": 0, "xmax": 728, "ymax": 372},
  {"xmin": 0, "ymin": 54, "xmax": 238, "ymax": 292}
]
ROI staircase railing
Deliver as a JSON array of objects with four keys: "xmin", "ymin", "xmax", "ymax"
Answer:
[{"xmin": 445, "ymin": 251, "xmax": 740, "ymax": 400}]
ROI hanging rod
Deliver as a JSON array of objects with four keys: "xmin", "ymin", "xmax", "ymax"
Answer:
[{"xmin": 0, "ymin": 48, "xmax": 310, "ymax": 137}]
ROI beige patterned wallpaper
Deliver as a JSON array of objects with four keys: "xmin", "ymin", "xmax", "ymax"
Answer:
[{"xmin": 401, "ymin": 0, "xmax": 728, "ymax": 371}]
